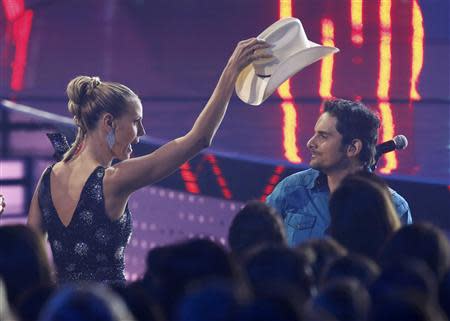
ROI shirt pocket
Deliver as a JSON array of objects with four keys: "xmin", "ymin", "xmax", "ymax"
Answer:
[{"xmin": 285, "ymin": 211, "xmax": 317, "ymax": 245}]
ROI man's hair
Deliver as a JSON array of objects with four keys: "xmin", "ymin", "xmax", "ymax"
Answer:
[
  {"xmin": 228, "ymin": 201, "xmax": 287, "ymax": 259},
  {"xmin": 324, "ymin": 99, "xmax": 380, "ymax": 168}
]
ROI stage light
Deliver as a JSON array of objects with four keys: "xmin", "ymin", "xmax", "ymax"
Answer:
[
  {"xmin": 2, "ymin": 0, "xmax": 24, "ymax": 20},
  {"xmin": 204, "ymin": 155, "xmax": 232, "ymax": 199},
  {"xmin": 378, "ymin": 102, "xmax": 397, "ymax": 174},
  {"xmin": 377, "ymin": 0, "xmax": 392, "ymax": 100},
  {"xmin": 410, "ymin": 0, "xmax": 424, "ymax": 101},
  {"xmin": 319, "ymin": 18, "xmax": 335, "ymax": 99},
  {"xmin": 351, "ymin": 0, "xmax": 364, "ymax": 46},
  {"xmin": 180, "ymin": 162, "xmax": 200, "ymax": 194},
  {"xmin": 376, "ymin": 0, "xmax": 397, "ymax": 174},
  {"xmin": 281, "ymin": 102, "xmax": 302, "ymax": 163},
  {"xmin": 279, "ymin": 0, "xmax": 292, "ymax": 18},
  {"xmin": 261, "ymin": 166, "xmax": 285, "ymax": 201},
  {"xmin": 2, "ymin": 0, "xmax": 33, "ymax": 91},
  {"xmin": 277, "ymin": 0, "xmax": 302, "ymax": 164}
]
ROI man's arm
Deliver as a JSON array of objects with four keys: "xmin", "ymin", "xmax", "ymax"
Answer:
[
  {"xmin": 390, "ymin": 190, "xmax": 412, "ymax": 225},
  {"xmin": 266, "ymin": 180, "xmax": 287, "ymax": 219}
]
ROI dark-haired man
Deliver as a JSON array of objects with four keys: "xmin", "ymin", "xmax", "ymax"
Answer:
[{"xmin": 267, "ymin": 99, "xmax": 411, "ymax": 247}]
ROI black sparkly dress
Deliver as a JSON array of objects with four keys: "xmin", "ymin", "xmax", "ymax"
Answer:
[{"xmin": 38, "ymin": 164, "xmax": 132, "ymax": 284}]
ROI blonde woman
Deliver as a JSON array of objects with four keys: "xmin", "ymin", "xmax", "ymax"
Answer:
[{"xmin": 28, "ymin": 38, "xmax": 271, "ymax": 284}]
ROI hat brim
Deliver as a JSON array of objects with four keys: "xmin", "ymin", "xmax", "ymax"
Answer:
[{"xmin": 235, "ymin": 44, "xmax": 339, "ymax": 106}]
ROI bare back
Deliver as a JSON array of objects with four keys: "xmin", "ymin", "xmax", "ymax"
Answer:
[{"xmin": 50, "ymin": 161, "xmax": 128, "ymax": 225}]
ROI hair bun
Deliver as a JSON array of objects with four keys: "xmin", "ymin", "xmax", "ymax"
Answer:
[
  {"xmin": 66, "ymin": 75, "xmax": 102, "ymax": 117},
  {"xmin": 66, "ymin": 76, "xmax": 102, "ymax": 105},
  {"xmin": 90, "ymin": 76, "xmax": 101, "ymax": 90}
]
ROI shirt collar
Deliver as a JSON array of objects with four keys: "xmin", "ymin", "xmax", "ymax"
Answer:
[
  {"xmin": 310, "ymin": 167, "xmax": 371, "ymax": 192},
  {"xmin": 306, "ymin": 170, "xmax": 329, "ymax": 191}
]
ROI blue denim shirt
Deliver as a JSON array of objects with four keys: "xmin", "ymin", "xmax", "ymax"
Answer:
[{"xmin": 266, "ymin": 168, "xmax": 412, "ymax": 247}]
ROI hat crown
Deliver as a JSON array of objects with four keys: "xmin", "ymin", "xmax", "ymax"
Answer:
[
  {"xmin": 235, "ymin": 17, "xmax": 339, "ymax": 106},
  {"xmin": 253, "ymin": 18, "xmax": 310, "ymax": 77}
]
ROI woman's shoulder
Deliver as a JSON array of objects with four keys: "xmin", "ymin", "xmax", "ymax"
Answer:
[
  {"xmin": 49, "ymin": 161, "xmax": 61, "ymax": 171},
  {"xmin": 50, "ymin": 161, "xmax": 106, "ymax": 193},
  {"xmin": 102, "ymin": 166, "xmax": 122, "ymax": 193},
  {"xmin": 47, "ymin": 162, "xmax": 70, "ymax": 184},
  {"xmin": 103, "ymin": 164, "xmax": 126, "ymax": 182},
  {"xmin": 38, "ymin": 162, "xmax": 58, "ymax": 182},
  {"xmin": 52, "ymin": 160, "xmax": 99, "ymax": 176}
]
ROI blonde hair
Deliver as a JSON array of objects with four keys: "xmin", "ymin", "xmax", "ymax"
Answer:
[{"xmin": 63, "ymin": 76, "xmax": 138, "ymax": 162}]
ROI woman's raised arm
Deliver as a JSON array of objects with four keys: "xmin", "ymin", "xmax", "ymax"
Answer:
[{"xmin": 108, "ymin": 38, "xmax": 272, "ymax": 196}]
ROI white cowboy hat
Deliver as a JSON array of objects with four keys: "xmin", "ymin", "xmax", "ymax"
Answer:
[{"xmin": 235, "ymin": 17, "xmax": 339, "ymax": 106}]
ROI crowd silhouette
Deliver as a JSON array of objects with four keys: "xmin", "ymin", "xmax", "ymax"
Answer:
[{"xmin": 1, "ymin": 172, "xmax": 449, "ymax": 321}]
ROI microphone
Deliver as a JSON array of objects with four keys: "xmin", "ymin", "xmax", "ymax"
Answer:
[
  {"xmin": 371, "ymin": 135, "xmax": 408, "ymax": 171},
  {"xmin": 375, "ymin": 135, "xmax": 408, "ymax": 158}
]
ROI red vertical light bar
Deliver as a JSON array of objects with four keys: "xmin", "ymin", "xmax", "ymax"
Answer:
[
  {"xmin": 2, "ymin": 0, "xmax": 33, "ymax": 92},
  {"xmin": 2, "ymin": 0, "xmax": 24, "ymax": 20},
  {"xmin": 410, "ymin": 0, "xmax": 424, "ymax": 101},
  {"xmin": 260, "ymin": 166, "xmax": 285, "ymax": 201},
  {"xmin": 377, "ymin": 0, "xmax": 397, "ymax": 174},
  {"xmin": 278, "ymin": 0, "xmax": 301, "ymax": 164},
  {"xmin": 10, "ymin": 10, "xmax": 33, "ymax": 91},
  {"xmin": 319, "ymin": 18, "xmax": 335, "ymax": 99},
  {"xmin": 350, "ymin": 0, "xmax": 364, "ymax": 46},
  {"xmin": 179, "ymin": 162, "xmax": 200, "ymax": 194},
  {"xmin": 203, "ymin": 154, "xmax": 232, "ymax": 200}
]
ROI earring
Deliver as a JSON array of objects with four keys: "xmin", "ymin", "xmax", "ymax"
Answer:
[{"xmin": 107, "ymin": 128, "xmax": 116, "ymax": 149}]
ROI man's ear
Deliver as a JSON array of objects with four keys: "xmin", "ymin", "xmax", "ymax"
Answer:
[{"xmin": 346, "ymin": 139, "xmax": 362, "ymax": 158}]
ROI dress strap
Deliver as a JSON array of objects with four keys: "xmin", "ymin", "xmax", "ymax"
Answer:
[
  {"xmin": 47, "ymin": 133, "xmax": 71, "ymax": 161},
  {"xmin": 39, "ymin": 164, "xmax": 55, "ymax": 196}
]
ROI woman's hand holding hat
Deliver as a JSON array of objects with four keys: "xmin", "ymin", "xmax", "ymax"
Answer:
[{"xmin": 225, "ymin": 38, "xmax": 274, "ymax": 78}]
